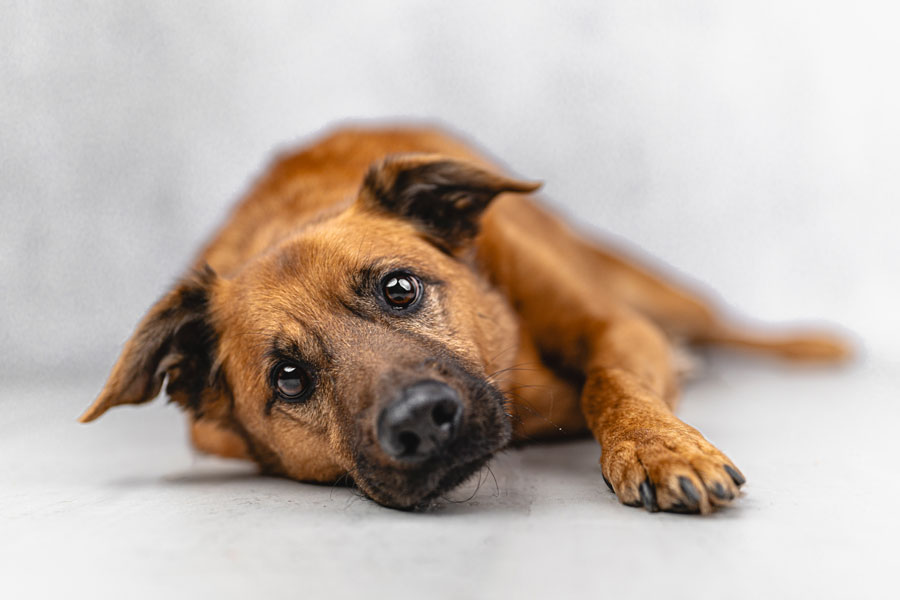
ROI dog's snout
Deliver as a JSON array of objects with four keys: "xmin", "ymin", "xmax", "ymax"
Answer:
[{"xmin": 376, "ymin": 380, "xmax": 463, "ymax": 462}]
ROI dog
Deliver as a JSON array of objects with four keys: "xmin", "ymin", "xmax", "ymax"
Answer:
[{"xmin": 80, "ymin": 124, "xmax": 848, "ymax": 513}]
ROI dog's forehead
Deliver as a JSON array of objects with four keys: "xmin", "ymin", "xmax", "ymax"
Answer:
[
  {"xmin": 271, "ymin": 213, "xmax": 443, "ymax": 282},
  {"xmin": 226, "ymin": 212, "xmax": 448, "ymax": 321}
]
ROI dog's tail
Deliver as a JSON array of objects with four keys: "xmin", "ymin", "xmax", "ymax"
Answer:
[{"xmin": 689, "ymin": 323, "xmax": 852, "ymax": 363}]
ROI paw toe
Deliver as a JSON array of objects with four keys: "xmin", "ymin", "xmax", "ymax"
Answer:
[
  {"xmin": 724, "ymin": 464, "xmax": 746, "ymax": 487},
  {"xmin": 710, "ymin": 481, "xmax": 734, "ymax": 501},
  {"xmin": 639, "ymin": 479, "xmax": 659, "ymax": 512},
  {"xmin": 679, "ymin": 476, "xmax": 701, "ymax": 506},
  {"xmin": 653, "ymin": 472, "xmax": 709, "ymax": 513},
  {"xmin": 690, "ymin": 456, "xmax": 742, "ymax": 507}
]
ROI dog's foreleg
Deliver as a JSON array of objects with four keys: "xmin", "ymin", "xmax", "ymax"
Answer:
[
  {"xmin": 479, "ymin": 200, "xmax": 747, "ymax": 512},
  {"xmin": 577, "ymin": 314, "xmax": 746, "ymax": 514}
]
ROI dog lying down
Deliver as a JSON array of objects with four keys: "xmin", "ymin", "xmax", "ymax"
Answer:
[{"xmin": 81, "ymin": 125, "xmax": 849, "ymax": 513}]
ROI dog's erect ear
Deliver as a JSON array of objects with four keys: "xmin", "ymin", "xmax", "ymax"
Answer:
[
  {"xmin": 79, "ymin": 266, "xmax": 227, "ymax": 423},
  {"xmin": 359, "ymin": 154, "xmax": 541, "ymax": 249}
]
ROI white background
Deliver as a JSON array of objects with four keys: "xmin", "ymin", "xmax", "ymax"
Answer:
[
  {"xmin": 2, "ymin": 1, "xmax": 898, "ymax": 382},
  {"xmin": 2, "ymin": 2, "xmax": 898, "ymax": 599}
]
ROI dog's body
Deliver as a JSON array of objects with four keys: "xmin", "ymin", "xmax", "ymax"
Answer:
[{"xmin": 82, "ymin": 125, "xmax": 847, "ymax": 513}]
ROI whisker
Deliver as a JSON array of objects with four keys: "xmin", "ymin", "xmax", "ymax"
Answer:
[
  {"xmin": 485, "ymin": 463, "xmax": 500, "ymax": 497},
  {"xmin": 501, "ymin": 393, "xmax": 564, "ymax": 431},
  {"xmin": 441, "ymin": 464, "xmax": 487, "ymax": 504},
  {"xmin": 485, "ymin": 363, "xmax": 541, "ymax": 383},
  {"xmin": 329, "ymin": 472, "xmax": 352, "ymax": 500},
  {"xmin": 485, "ymin": 342, "xmax": 522, "ymax": 366}
]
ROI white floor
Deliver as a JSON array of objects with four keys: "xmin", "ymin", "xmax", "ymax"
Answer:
[{"xmin": 1, "ymin": 354, "xmax": 897, "ymax": 600}]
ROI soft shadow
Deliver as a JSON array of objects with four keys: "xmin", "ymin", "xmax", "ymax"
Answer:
[
  {"xmin": 109, "ymin": 465, "xmax": 261, "ymax": 488},
  {"xmin": 104, "ymin": 440, "xmax": 747, "ymax": 519}
]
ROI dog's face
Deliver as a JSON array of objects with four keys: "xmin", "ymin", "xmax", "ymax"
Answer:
[
  {"xmin": 211, "ymin": 205, "xmax": 520, "ymax": 508},
  {"xmin": 82, "ymin": 155, "xmax": 539, "ymax": 509}
]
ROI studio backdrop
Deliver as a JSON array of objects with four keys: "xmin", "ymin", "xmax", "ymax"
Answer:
[{"xmin": 2, "ymin": 1, "xmax": 897, "ymax": 386}]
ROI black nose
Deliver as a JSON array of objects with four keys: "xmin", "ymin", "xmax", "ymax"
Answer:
[{"xmin": 377, "ymin": 380, "xmax": 463, "ymax": 462}]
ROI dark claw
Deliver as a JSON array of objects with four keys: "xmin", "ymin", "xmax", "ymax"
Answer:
[
  {"xmin": 711, "ymin": 481, "xmax": 734, "ymax": 501},
  {"xmin": 639, "ymin": 479, "xmax": 659, "ymax": 512},
  {"xmin": 602, "ymin": 474, "xmax": 614, "ymax": 493},
  {"xmin": 666, "ymin": 500, "xmax": 698, "ymax": 514},
  {"xmin": 679, "ymin": 476, "xmax": 701, "ymax": 507},
  {"xmin": 724, "ymin": 465, "xmax": 746, "ymax": 486}
]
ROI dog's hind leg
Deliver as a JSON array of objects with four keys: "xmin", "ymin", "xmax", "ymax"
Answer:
[
  {"xmin": 486, "ymin": 195, "xmax": 850, "ymax": 363},
  {"xmin": 574, "ymin": 239, "xmax": 851, "ymax": 363}
]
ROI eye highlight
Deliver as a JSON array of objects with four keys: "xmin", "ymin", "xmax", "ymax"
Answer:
[
  {"xmin": 272, "ymin": 362, "xmax": 311, "ymax": 402},
  {"xmin": 381, "ymin": 272, "xmax": 422, "ymax": 309}
]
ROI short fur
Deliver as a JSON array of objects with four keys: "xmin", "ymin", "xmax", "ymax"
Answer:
[{"xmin": 81, "ymin": 125, "xmax": 849, "ymax": 513}]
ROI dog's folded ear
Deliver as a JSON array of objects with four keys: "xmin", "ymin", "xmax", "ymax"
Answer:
[
  {"xmin": 359, "ymin": 154, "xmax": 541, "ymax": 250},
  {"xmin": 79, "ymin": 266, "xmax": 227, "ymax": 424}
]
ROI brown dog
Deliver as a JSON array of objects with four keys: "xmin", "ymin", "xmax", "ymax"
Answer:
[{"xmin": 80, "ymin": 125, "xmax": 848, "ymax": 513}]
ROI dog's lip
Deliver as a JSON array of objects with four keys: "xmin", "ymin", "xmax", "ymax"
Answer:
[
  {"xmin": 413, "ymin": 455, "xmax": 495, "ymax": 507},
  {"xmin": 356, "ymin": 452, "xmax": 495, "ymax": 510}
]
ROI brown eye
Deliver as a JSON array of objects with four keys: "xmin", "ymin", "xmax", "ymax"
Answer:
[
  {"xmin": 274, "ymin": 363, "xmax": 309, "ymax": 401},
  {"xmin": 382, "ymin": 272, "xmax": 422, "ymax": 309}
]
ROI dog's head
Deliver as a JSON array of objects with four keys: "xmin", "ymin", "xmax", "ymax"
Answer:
[{"xmin": 81, "ymin": 154, "xmax": 539, "ymax": 509}]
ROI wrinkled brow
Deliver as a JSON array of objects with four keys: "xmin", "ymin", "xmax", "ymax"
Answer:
[
  {"xmin": 349, "ymin": 258, "xmax": 395, "ymax": 297},
  {"xmin": 265, "ymin": 327, "xmax": 335, "ymax": 369}
]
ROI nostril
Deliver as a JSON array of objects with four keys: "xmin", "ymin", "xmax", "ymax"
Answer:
[
  {"xmin": 431, "ymin": 399, "xmax": 458, "ymax": 428},
  {"xmin": 397, "ymin": 431, "xmax": 421, "ymax": 456},
  {"xmin": 377, "ymin": 380, "xmax": 463, "ymax": 461}
]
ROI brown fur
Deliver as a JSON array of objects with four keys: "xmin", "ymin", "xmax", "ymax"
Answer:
[{"xmin": 81, "ymin": 124, "xmax": 849, "ymax": 513}]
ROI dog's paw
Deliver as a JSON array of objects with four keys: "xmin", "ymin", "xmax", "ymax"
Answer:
[{"xmin": 600, "ymin": 422, "xmax": 745, "ymax": 514}]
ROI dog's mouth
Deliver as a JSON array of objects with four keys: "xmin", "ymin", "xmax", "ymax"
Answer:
[{"xmin": 353, "ymin": 452, "xmax": 496, "ymax": 510}]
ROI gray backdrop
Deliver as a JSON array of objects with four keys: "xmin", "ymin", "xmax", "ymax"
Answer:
[{"xmin": 2, "ymin": 1, "xmax": 897, "ymax": 386}]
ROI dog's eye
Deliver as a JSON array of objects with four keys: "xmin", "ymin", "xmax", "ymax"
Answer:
[
  {"xmin": 382, "ymin": 272, "xmax": 422, "ymax": 309},
  {"xmin": 273, "ymin": 363, "xmax": 310, "ymax": 401}
]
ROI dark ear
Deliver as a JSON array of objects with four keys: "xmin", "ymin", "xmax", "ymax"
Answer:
[
  {"xmin": 79, "ymin": 266, "xmax": 226, "ymax": 423},
  {"xmin": 360, "ymin": 154, "xmax": 541, "ymax": 249}
]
